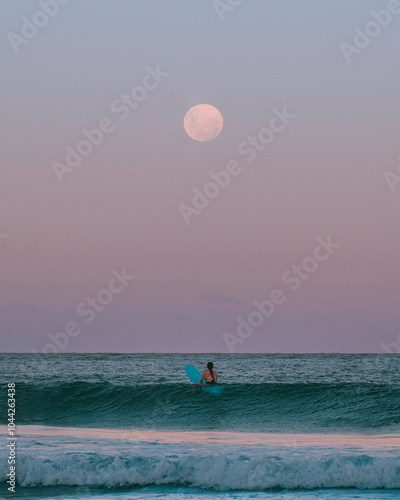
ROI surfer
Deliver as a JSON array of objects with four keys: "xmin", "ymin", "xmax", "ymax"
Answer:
[{"xmin": 199, "ymin": 362, "xmax": 218, "ymax": 385}]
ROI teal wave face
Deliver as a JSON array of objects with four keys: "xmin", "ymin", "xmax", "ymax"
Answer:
[{"xmin": 2, "ymin": 381, "xmax": 400, "ymax": 432}]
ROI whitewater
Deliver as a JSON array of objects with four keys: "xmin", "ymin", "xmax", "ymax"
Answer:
[{"xmin": 0, "ymin": 353, "xmax": 399, "ymax": 499}]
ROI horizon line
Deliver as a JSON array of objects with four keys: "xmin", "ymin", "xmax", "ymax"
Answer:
[{"xmin": 0, "ymin": 351, "xmax": 396, "ymax": 355}]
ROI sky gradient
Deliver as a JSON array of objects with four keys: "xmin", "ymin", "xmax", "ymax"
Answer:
[{"xmin": 1, "ymin": 0, "xmax": 400, "ymax": 353}]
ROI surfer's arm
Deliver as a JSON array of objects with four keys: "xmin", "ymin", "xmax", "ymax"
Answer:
[{"xmin": 198, "ymin": 371, "xmax": 206, "ymax": 384}]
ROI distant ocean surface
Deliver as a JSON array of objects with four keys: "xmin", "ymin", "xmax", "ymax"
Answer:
[{"xmin": 0, "ymin": 353, "xmax": 399, "ymax": 499}]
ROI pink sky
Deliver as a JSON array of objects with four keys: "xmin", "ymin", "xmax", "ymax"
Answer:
[{"xmin": 1, "ymin": 0, "xmax": 399, "ymax": 352}]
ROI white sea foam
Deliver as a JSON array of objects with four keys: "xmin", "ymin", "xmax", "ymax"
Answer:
[
  {"xmin": 1, "ymin": 427, "xmax": 399, "ymax": 492},
  {"xmin": 1, "ymin": 451, "xmax": 399, "ymax": 490}
]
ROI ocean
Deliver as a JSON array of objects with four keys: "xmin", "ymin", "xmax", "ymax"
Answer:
[{"xmin": 0, "ymin": 353, "xmax": 399, "ymax": 499}]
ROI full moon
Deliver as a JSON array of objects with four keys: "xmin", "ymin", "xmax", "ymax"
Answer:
[{"xmin": 183, "ymin": 104, "xmax": 223, "ymax": 142}]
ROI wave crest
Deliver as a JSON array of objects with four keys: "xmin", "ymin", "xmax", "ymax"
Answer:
[{"xmin": 1, "ymin": 381, "xmax": 399, "ymax": 432}]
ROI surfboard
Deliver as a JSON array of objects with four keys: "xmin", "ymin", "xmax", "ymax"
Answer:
[
  {"xmin": 184, "ymin": 364, "xmax": 222, "ymax": 395},
  {"xmin": 184, "ymin": 364, "xmax": 203, "ymax": 384}
]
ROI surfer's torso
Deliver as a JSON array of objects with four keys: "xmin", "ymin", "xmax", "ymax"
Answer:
[{"xmin": 202, "ymin": 369, "xmax": 217, "ymax": 384}]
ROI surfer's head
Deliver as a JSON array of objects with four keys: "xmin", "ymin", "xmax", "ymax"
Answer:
[{"xmin": 207, "ymin": 362, "xmax": 213, "ymax": 371}]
